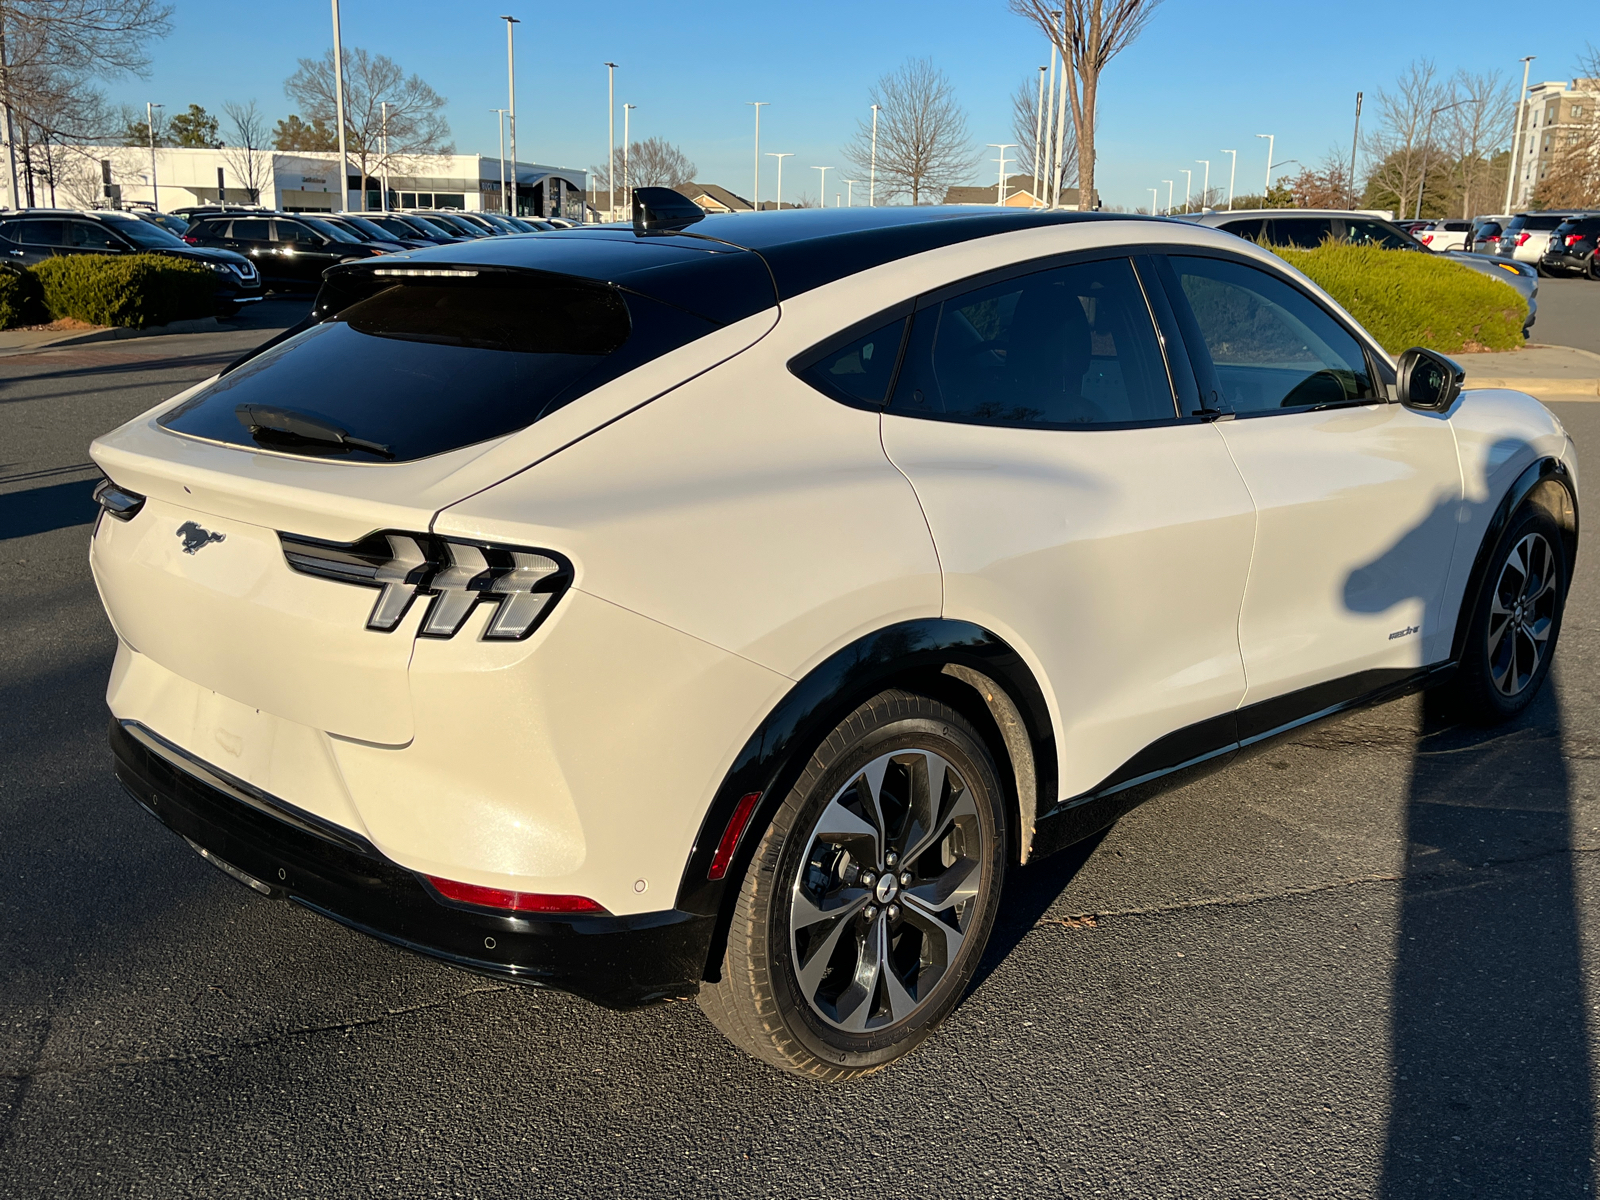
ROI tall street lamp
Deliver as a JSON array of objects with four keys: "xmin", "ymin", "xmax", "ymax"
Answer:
[
  {"xmin": 869, "ymin": 103, "xmax": 880, "ymax": 206},
  {"xmin": 746, "ymin": 101, "xmax": 768, "ymax": 210},
  {"xmin": 145, "ymin": 101, "xmax": 162, "ymax": 209},
  {"xmin": 502, "ymin": 16, "xmax": 520, "ymax": 216},
  {"xmin": 766, "ymin": 151, "xmax": 792, "ymax": 210},
  {"xmin": 604, "ymin": 62, "xmax": 618, "ymax": 220},
  {"xmin": 1414, "ymin": 99, "xmax": 1465, "ymax": 221},
  {"xmin": 1504, "ymin": 56, "xmax": 1536, "ymax": 213},
  {"xmin": 1148, "ymin": 186, "xmax": 1158, "ymax": 215},
  {"xmin": 1196, "ymin": 159, "xmax": 1210, "ymax": 209},
  {"xmin": 330, "ymin": 0, "xmax": 349, "ymax": 211},
  {"xmin": 1180, "ymin": 167, "xmax": 1192, "ymax": 213},
  {"xmin": 1222, "ymin": 148, "xmax": 1237, "ymax": 211},
  {"xmin": 1255, "ymin": 133, "xmax": 1274, "ymax": 198},
  {"xmin": 622, "ymin": 103, "xmax": 635, "ymax": 216},
  {"xmin": 1162, "ymin": 180, "xmax": 1173, "ymax": 214},
  {"xmin": 1031, "ymin": 64, "xmax": 1047, "ymax": 201},
  {"xmin": 492, "ymin": 108, "xmax": 508, "ymax": 213},
  {"xmin": 812, "ymin": 165, "xmax": 830, "ymax": 209},
  {"xmin": 379, "ymin": 101, "xmax": 390, "ymax": 211},
  {"xmin": 988, "ymin": 143, "xmax": 1017, "ymax": 206},
  {"xmin": 843, "ymin": 179, "xmax": 858, "ymax": 206}
]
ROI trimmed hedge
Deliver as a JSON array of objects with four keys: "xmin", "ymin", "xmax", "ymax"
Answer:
[
  {"xmin": 1269, "ymin": 242, "xmax": 1527, "ymax": 354},
  {"xmin": 0, "ymin": 266, "xmax": 45, "ymax": 327},
  {"xmin": 29, "ymin": 253, "xmax": 219, "ymax": 329}
]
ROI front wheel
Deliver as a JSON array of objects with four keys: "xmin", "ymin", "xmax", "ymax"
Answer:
[{"xmin": 699, "ymin": 690, "xmax": 1007, "ymax": 1080}]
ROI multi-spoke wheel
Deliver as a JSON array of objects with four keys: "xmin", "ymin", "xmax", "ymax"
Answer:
[
  {"xmin": 1444, "ymin": 503, "xmax": 1569, "ymax": 724},
  {"xmin": 699, "ymin": 690, "xmax": 1006, "ymax": 1080}
]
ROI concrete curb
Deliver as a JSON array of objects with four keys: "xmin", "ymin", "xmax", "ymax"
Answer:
[{"xmin": 0, "ymin": 315, "xmax": 221, "ymax": 357}]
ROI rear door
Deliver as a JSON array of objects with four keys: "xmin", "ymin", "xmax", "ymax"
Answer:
[
  {"xmin": 272, "ymin": 219, "xmax": 342, "ymax": 282},
  {"xmin": 1158, "ymin": 251, "xmax": 1461, "ymax": 716},
  {"xmin": 6, "ymin": 218, "xmax": 66, "ymax": 264},
  {"xmin": 65, "ymin": 218, "xmax": 126, "ymax": 257},
  {"xmin": 876, "ymin": 252, "xmax": 1256, "ymax": 799}
]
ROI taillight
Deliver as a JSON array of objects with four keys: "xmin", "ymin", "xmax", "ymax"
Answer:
[
  {"xmin": 93, "ymin": 478, "xmax": 145, "ymax": 520},
  {"xmin": 181, "ymin": 234, "xmax": 199, "ymax": 244},
  {"xmin": 1485, "ymin": 235, "xmax": 1500, "ymax": 243},
  {"xmin": 280, "ymin": 531, "xmax": 571, "ymax": 640},
  {"xmin": 1420, "ymin": 233, "xmax": 1433, "ymax": 244},
  {"xmin": 1516, "ymin": 232, "xmax": 1530, "ymax": 246},
  {"xmin": 1566, "ymin": 234, "xmax": 1584, "ymax": 246},
  {"xmin": 424, "ymin": 876, "xmax": 607, "ymax": 914}
]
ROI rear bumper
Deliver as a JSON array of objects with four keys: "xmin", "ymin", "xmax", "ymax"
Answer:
[
  {"xmin": 1540, "ymin": 251, "xmax": 1592, "ymax": 273},
  {"xmin": 110, "ymin": 717, "xmax": 712, "ymax": 1009}
]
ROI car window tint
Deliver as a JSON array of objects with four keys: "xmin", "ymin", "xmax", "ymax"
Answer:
[
  {"xmin": 187, "ymin": 219, "xmax": 225, "ymax": 239},
  {"xmin": 1340, "ymin": 219, "xmax": 1414, "ymax": 249},
  {"xmin": 232, "ymin": 219, "xmax": 272, "ymax": 240},
  {"xmin": 1269, "ymin": 218, "xmax": 1333, "ymax": 248},
  {"xmin": 1170, "ymin": 255, "xmax": 1375, "ymax": 413},
  {"xmin": 795, "ymin": 316, "xmax": 908, "ymax": 407},
  {"xmin": 274, "ymin": 220, "xmax": 320, "ymax": 243},
  {"xmin": 12, "ymin": 219, "xmax": 65, "ymax": 246},
  {"xmin": 68, "ymin": 221, "xmax": 120, "ymax": 249},
  {"xmin": 1219, "ymin": 218, "xmax": 1267, "ymax": 242},
  {"xmin": 888, "ymin": 257, "xmax": 1176, "ymax": 427}
]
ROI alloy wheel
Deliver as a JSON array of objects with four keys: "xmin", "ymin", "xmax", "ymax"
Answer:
[
  {"xmin": 1487, "ymin": 531, "xmax": 1559, "ymax": 697},
  {"xmin": 788, "ymin": 748, "xmax": 987, "ymax": 1033}
]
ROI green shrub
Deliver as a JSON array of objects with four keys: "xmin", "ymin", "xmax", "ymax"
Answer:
[
  {"xmin": 31, "ymin": 253, "xmax": 219, "ymax": 329},
  {"xmin": 1268, "ymin": 242, "xmax": 1527, "ymax": 354},
  {"xmin": 0, "ymin": 265, "xmax": 45, "ymax": 328}
]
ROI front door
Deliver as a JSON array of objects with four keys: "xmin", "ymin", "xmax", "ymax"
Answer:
[
  {"xmin": 272, "ymin": 219, "xmax": 342, "ymax": 285},
  {"xmin": 876, "ymin": 253, "xmax": 1257, "ymax": 800},
  {"xmin": 1159, "ymin": 252, "xmax": 1462, "ymax": 715}
]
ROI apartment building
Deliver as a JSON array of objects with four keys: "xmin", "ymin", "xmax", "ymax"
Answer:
[{"xmin": 1510, "ymin": 77, "xmax": 1598, "ymax": 208}]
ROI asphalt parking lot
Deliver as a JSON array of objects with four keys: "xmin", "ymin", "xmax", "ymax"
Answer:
[{"xmin": 1, "ymin": 292, "xmax": 1598, "ymax": 1198}]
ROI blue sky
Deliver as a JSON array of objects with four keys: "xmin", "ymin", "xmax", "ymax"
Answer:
[{"xmin": 100, "ymin": 0, "xmax": 1590, "ymax": 211}]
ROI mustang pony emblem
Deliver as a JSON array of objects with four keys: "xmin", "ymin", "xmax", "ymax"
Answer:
[{"xmin": 176, "ymin": 521, "xmax": 226, "ymax": 555}]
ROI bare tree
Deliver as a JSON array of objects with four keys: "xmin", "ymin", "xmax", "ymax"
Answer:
[
  {"xmin": 285, "ymin": 47, "xmax": 452, "ymax": 209},
  {"xmin": 1531, "ymin": 44, "xmax": 1600, "ymax": 210},
  {"xmin": 1441, "ymin": 69, "xmax": 1513, "ymax": 218},
  {"xmin": 1362, "ymin": 59, "xmax": 1448, "ymax": 218},
  {"xmin": 842, "ymin": 58, "xmax": 976, "ymax": 204},
  {"xmin": 1010, "ymin": 72, "xmax": 1077, "ymax": 201},
  {"xmin": 220, "ymin": 100, "xmax": 269, "ymax": 204},
  {"xmin": 1009, "ymin": 0, "xmax": 1163, "ymax": 210},
  {"xmin": 591, "ymin": 137, "xmax": 696, "ymax": 196}
]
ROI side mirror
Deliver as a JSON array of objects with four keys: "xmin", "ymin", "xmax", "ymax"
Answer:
[{"xmin": 1396, "ymin": 346, "xmax": 1464, "ymax": 411}]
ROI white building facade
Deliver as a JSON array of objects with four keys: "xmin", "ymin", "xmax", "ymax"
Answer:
[
  {"xmin": 10, "ymin": 145, "xmax": 587, "ymax": 219},
  {"xmin": 1509, "ymin": 77, "xmax": 1599, "ymax": 209}
]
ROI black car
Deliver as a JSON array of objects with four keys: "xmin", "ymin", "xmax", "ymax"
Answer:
[
  {"xmin": 371, "ymin": 213, "xmax": 469, "ymax": 244},
  {"xmin": 181, "ymin": 212, "xmax": 389, "ymax": 289},
  {"xmin": 316, "ymin": 213, "xmax": 430, "ymax": 251},
  {"xmin": 411, "ymin": 211, "xmax": 494, "ymax": 238},
  {"xmin": 0, "ymin": 209, "xmax": 262, "ymax": 314},
  {"xmin": 1540, "ymin": 216, "xmax": 1600, "ymax": 279}
]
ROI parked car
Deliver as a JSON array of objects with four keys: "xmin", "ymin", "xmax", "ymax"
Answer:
[
  {"xmin": 408, "ymin": 210, "xmax": 495, "ymax": 238},
  {"xmin": 1469, "ymin": 217, "xmax": 1507, "ymax": 255},
  {"xmin": 89, "ymin": 201, "xmax": 1577, "ymax": 1080},
  {"xmin": 127, "ymin": 209, "xmax": 192, "ymax": 238},
  {"xmin": 181, "ymin": 212, "xmax": 390, "ymax": 289},
  {"xmin": 378, "ymin": 213, "xmax": 472, "ymax": 243},
  {"xmin": 316, "ymin": 213, "xmax": 431, "ymax": 252},
  {"xmin": 0, "ymin": 208, "xmax": 262, "ymax": 313},
  {"xmin": 1417, "ymin": 219, "xmax": 1472, "ymax": 251},
  {"xmin": 1188, "ymin": 209, "xmax": 1539, "ymax": 334},
  {"xmin": 1539, "ymin": 215, "xmax": 1600, "ymax": 279},
  {"xmin": 1496, "ymin": 211, "xmax": 1590, "ymax": 273},
  {"xmin": 1395, "ymin": 219, "xmax": 1430, "ymax": 235}
]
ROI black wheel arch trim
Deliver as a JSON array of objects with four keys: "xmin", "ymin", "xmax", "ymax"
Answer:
[{"xmin": 1449, "ymin": 455, "xmax": 1578, "ymax": 665}]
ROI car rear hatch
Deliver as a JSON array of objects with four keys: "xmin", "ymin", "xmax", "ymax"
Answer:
[{"xmin": 90, "ymin": 238, "xmax": 779, "ymax": 747}]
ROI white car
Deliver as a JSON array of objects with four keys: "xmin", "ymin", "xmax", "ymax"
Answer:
[
  {"xmin": 1416, "ymin": 219, "xmax": 1472, "ymax": 251},
  {"xmin": 89, "ymin": 196, "xmax": 1579, "ymax": 1080},
  {"xmin": 1496, "ymin": 211, "xmax": 1586, "ymax": 271}
]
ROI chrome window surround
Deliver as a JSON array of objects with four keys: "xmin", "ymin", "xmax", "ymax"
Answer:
[{"xmin": 279, "ymin": 530, "xmax": 571, "ymax": 641}]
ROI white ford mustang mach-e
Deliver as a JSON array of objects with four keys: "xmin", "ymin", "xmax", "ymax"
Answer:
[{"xmin": 89, "ymin": 193, "xmax": 1578, "ymax": 1080}]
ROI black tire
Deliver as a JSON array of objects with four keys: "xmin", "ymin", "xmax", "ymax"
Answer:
[
  {"xmin": 1442, "ymin": 504, "xmax": 1569, "ymax": 724},
  {"xmin": 699, "ymin": 689, "xmax": 1007, "ymax": 1081}
]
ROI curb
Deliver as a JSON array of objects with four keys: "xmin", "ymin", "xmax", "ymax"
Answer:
[{"xmin": 0, "ymin": 316, "xmax": 221, "ymax": 357}]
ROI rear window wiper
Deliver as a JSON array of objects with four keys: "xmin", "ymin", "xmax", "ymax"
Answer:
[{"xmin": 235, "ymin": 404, "xmax": 393, "ymax": 458}]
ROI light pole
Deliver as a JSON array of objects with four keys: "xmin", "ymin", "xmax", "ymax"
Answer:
[
  {"xmin": 1180, "ymin": 167, "xmax": 1192, "ymax": 213},
  {"xmin": 812, "ymin": 165, "xmax": 830, "ymax": 209},
  {"xmin": 1049, "ymin": 6, "xmax": 1068, "ymax": 207},
  {"xmin": 1148, "ymin": 186, "xmax": 1158, "ymax": 215},
  {"xmin": 767, "ymin": 151, "xmax": 792, "ymax": 210},
  {"xmin": 604, "ymin": 62, "xmax": 617, "ymax": 220},
  {"xmin": 330, "ymin": 0, "xmax": 349, "ymax": 211},
  {"xmin": 843, "ymin": 179, "xmax": 858, "ymax": 206},
  {"xmin": 1032, "ymin": 64, "xmax": 1047, "ymax": 203},
  {"xmin": 1222, "ymin": 148, "xmax": 1237, "ymax": 210},
  {"xmin": 1504, "ymin": 56, "xmax": 1535, "ymax": 213},
  {"xmin": 1196, "ymin": 160, "xmax": 1210, "ymax": 209},
  {"xmin": 145, "ymin": 101, "xmax": 162, "ymax": 209},
  {"xmin": 622, "ymin": 103, "xmax": 635, "ymax": 216},
  {"xmin": 1163, "ymin": 179, "xmax": 1173, "ymax": 215},
  {"xmin": 1255, "ymin": 133, "xmax": 1274, "ymax": 198},
  {"xmin": 747, "ymin": 102, "xmax": 768, "ymax": 210},
  {"xmin": 1348, "ymin": 92, "xmax": 1363, "ymax": 209},
  {"xmin": 988, "ymin": 144, "xmax": 1017, "ymax": 205},
  {"xmin": 492, "ymin": 108, "xmax": 508, "ymax": 213},
  {"xmin": 379, "ymin": 101, "xmax": 389, "ymax": 211},
  {"xmin": 869, "ymin": 103, "xmax": 880, "ymax": 206},
  {"xmin": 1414, "ymin": 99, "xmax": 1465, "ymax": 221},
  {"xmin": 502, "ymin": 16, "xmax": 520, "ymax": 216}
]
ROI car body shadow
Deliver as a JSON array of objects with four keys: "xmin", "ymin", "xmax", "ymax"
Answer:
[{"xmin": 0, "ymin": 478, "xmax": 99, "ymax": 540}]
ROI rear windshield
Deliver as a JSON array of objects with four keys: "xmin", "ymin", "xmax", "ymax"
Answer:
[
  {"xmin": 1509, "ymin": 215, "xmax": 1565, "ymax": 231},
  {"xmin": 158, "ymin": 272, "xmax": 720, "ymax": 461}
]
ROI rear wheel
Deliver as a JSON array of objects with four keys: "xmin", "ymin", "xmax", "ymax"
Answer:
[
  {"xmin": 699, "ymin": 690, "xmax": 1007, "ymax": 1080},
  {"xmin": 1442, "ymin": 504, "xmax": 1568, "ymax": 724}
]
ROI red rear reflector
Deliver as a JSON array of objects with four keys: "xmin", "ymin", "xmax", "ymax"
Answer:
[
  {"xmin": 708, "ymin": 792, "xmax": 762, "ymax": 881},
  {"xmin": 424, "ymin": 875, "xmax": 605, "ymax": 914}
]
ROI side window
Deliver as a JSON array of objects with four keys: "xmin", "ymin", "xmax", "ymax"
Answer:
[
  {"xmin": 793, "ymin": 316, "xmax": 908, "ymax": 408},
  {"xmin": 1268, "ymin": 218, "xmax": 1333, "ymax": 248},
  {"xmin": 1168, "ymin": 255, "xmax": 1376, "ymax": 414},
  {"xmin": 1341, "ymin": 219, "xmax": 1413, "ymax": 250},
  {"xmin": 1218, "ymin": 218, "xmax": 1267, "ymax": 242},
  {"xmin": 888, "ymin": 257, "xmax": 1177, "ymax": 427},
  {"xmin": 12, "ymin": 219, "xmax": 65, "ymax": 246},
  {"xmin": 231, "ymin": 219, "xmax": 272, "ymax": 241},
  {"xmin": 68, "ymin": 221, "xmax": 120, "ymax": 250},
  {"xmin": 273, "ymin": 220, "xmax": 319, "ymax": 243},
  {"xmin": 186, "ymin": 220, "xmax": 224, "ymax": 239}
]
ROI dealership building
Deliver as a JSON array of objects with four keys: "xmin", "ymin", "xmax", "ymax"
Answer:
[{"xmin": 26, "ymin": 145, "xmax": 587, "ymax": 219}]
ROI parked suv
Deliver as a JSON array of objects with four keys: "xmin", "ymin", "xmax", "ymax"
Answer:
[
  {"xmin": 1496, "ymin": 211, "xmax": 1587, "ymax": 272},
  {"xmin": 181, "ymin": 212, "xmax": 389, "ymax": 289},
  {"xmin": 0, "ymin": 209, "xmax": 261, "ymax": 313},
  {"xmin": 1187, "ymin": 208, "xmax": 1539, "ymax": 333},
  {"xmin": 89, "ymin": 201, "xmax": 1577, "ymax": 1079},
  {"xmin": 1469, "ymin": 217, "xmax": 1507, "ymax": 255},
  {"xmin": 1540, "ymin": 215, "xmax": 1600, "ymax": 279},
  {"xmin": 1417, "ymin": 220, "xmax": 1472, "ymax": 251}
]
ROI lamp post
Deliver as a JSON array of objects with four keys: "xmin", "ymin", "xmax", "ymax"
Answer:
[
  {"xmin": 1042, "ymin": 34, "xmax": 1058, "ymax": 206},
  {"xmin": 843, "ymin": 179, "xmax": 858, "ymax": 206},
  {"xmin": 379, "ymin": 101, "xmax": 389, "ymax": 211},
  {"xmin": 1348, "ymin": 91, "xmax": 1363, "ymax": 209},
  {"xmin": 330, "ymin": 0, "xmax": 349, "ymax": 211},
  {"xmin": 622, "ymin": 103, "xmax": 635, "ymax": 216},
  {"xmin": 746, "ymin": 101, "xmax": 768, "ymax": 210},
  {"xmin": 1049, "ymin": 6, "xmax": 1068, "ymax": 206},
  {"xmin": 492, "ymin": 108, "xmax": 508, "ymax": 213},
  {"xmin": 1255, "ymin": 133, "xmax": 1274, "ymax": 198},
  {"xmin": 1180, "ymin": 167, "xmax": 1192, "ymax": 213},
  {"xmin": 501, "ymin": 16, "xmax": 520, "ymax": 216},
  {"xmin": 767, "ymin": 151, "xmax": 792, "ymax": 210},
  {"xmin": 812, "ymin": 165, "xmax": 830, "ymax": 209},
  {"xmin": 1504, "ymin": 56, "xmax": 1535, "ymax": 213},
  {"xmin": 1222, "ymin": 148, "xmax": 1237, "ymax": 211},
  {"xmin": 603, "ymin": 62, "xmax": 617, "ymax": 220},
  {"xmin": 1032, "ymin": 64, "xmax": 1047, "ymax": 203},
  {"xmin": 1148, "ymin": 186, "xmax": 1158, "ymax": 215},
  {"xmin": 1414, "ymin": 99, "xmax": 1465, "ymax": 221},
  {"xmin": 988, "ymin": 144, "xmax": 1017, "ymax": 205},
  {"xmin": 1196, "ymin": 160, "xmax": 1210, "ymax": 209},
  {"xmin": 145, "ymin": 101, "xmax": 162, "ymax": 209},
  {"xmin": 869, "ymin": 103, "xmax": 880, "ymax": 205},
  {"xmin": 1163, "ymin": 179, "xmax": 1173, "ymax": 215}
]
